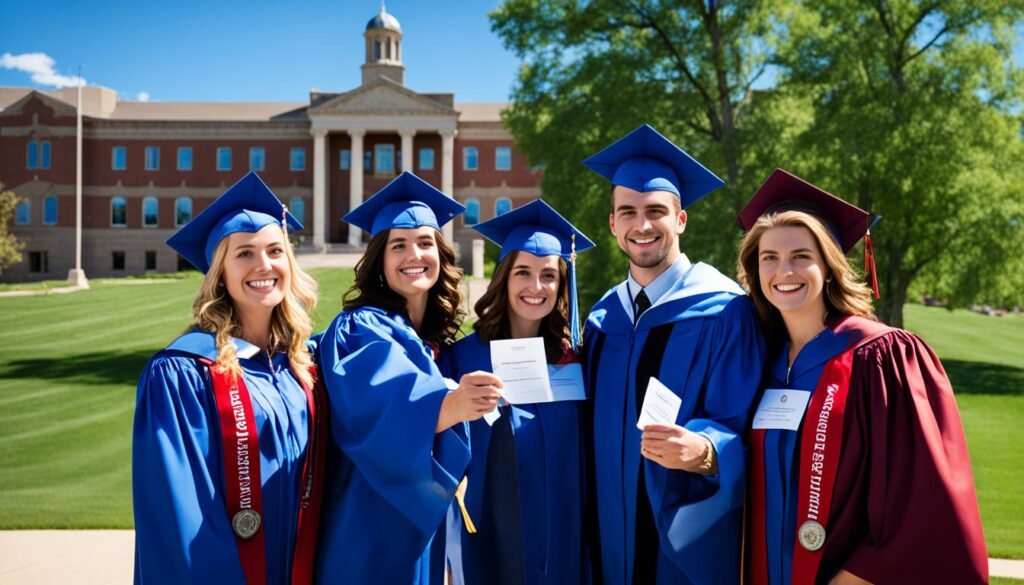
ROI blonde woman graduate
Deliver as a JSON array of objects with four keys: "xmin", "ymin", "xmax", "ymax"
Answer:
[
  {"xmin": 133, "ymin": 171, "xmax": 326, "ymax": 585},
  {"xmin": 737, "ymin": 169, "xmax": 987, "ymax": 585},
  {"xmin": 440, "ymin": 199, "xmax": 596, "ymax": 585},
  {"xmin": 314, "ymin": 172, "xmax": 503, "ymax": 585}
]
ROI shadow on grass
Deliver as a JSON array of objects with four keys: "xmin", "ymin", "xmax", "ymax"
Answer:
[
  {"xmin": 2, "ymin": 349, "xmax": 156, "ymax": 386},
  {"xmin": 943, "ymin": 359, "xmax": 1024, "ymax": 397}
]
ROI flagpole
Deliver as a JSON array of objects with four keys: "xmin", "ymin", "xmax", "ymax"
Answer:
[{"xmin": 68, "ymin": 67, "xmax": 88, "ymax": 287}]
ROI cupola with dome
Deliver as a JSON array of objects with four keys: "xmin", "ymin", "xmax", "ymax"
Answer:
[{"xmin": 362, "ymin": 3, "xmax": 404, "ymax": 85}]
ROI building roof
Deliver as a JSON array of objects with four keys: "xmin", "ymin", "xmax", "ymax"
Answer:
[
  {"xmin": 0, "ymin": 87, "xmax": 32, "ymax": 111},
  {"xmin": 366, "ymin": 8, "xmax": 401, "ymax": 32},
  {"xmin": 456, "ymin": 103, "xmax": 506, "ymax": 122},
  {"xmin": 106, "ymin": 101, "xmax": 307, "ymax": 121}
]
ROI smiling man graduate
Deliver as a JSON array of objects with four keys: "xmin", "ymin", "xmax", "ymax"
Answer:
[{"xmin": 581, "ymin": 125, "xmax": 765, "ymax": 584}]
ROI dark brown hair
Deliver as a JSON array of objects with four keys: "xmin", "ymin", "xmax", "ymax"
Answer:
[
  {"xmin": 736, "ymin": 209, "xmax": 875, "ymax": 349},
  {"xmin": 343, "ymin": 229, "xmax": 465, "ymax": 346},
  {"xmin": 473, "ymin": 251, "xmax": 570, "ymax": 362}
]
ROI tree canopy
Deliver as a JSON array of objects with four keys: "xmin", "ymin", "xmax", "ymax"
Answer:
[{"xmin": 0, "ymin": 187, "xmax": 25, "ymax": 274}]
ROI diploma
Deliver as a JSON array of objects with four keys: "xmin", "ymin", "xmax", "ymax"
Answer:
[
  {"xmin": 490, "ymin": 337, "xmax": 552, "ymax": 404},
  {"xmin": 548, "ymin": 363, "xmax": 586, "ymax": 402},
  {"xmin": 751, "ymin": 389, "xmax": 811, "ymax": 431},
  {"xmin": 636, "ymin": 376, "xmax": 682, "ymax": 429}
]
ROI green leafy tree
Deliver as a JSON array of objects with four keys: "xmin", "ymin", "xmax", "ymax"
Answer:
[
  {"xmin": 0, "ymin": 187, "xmax": 26, "ymax": 274},
  {"xmin": 490, "ymin": 0, "xmax": 804, "ymax": 305},
  {"xmin": 780, "ymin": 0, "xmax": 1024, "ymax": 326}
]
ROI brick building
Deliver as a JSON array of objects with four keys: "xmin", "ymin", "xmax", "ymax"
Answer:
[{"xmin": 0, "ymin": 6, "xmax": 541, "ymax": 281}]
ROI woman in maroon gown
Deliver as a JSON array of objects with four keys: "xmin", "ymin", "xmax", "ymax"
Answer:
[{"xmin": 735, "ymin": 169, "xmax": 988, "ymax": 585}]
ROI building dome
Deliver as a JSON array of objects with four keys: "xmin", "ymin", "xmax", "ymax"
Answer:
[{"xmin": 366, "ymin": 8, "xmax": 401, "ymax": 32}]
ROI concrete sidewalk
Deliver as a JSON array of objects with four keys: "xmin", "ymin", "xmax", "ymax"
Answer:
[{"xmin": 1, "ymin": 530, "xmax": 1021, "ymax": 584}]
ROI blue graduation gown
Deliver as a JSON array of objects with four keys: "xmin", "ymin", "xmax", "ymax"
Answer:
[
  {"xmin": 751, "ymin": 316, "xmax": 987, "ymax": 584},
  {"xmin": 439, "ymin": 332, "xmax": 586, "ymax": 585},
  {"xmin": 583, "ymin": 262, "xmax": 765, "ymax": 585},
  {"xmin": 133, "ymin": 332, "xmax": 311, "ymax": 584},
  {"xmin": 314, "ymin": 306, "xmax": 471, "ymax": 585}
]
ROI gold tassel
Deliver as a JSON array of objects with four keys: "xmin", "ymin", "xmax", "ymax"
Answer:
[{"xmin": 455, "ymin": 476, "xmax": 477, "ymax": 534}]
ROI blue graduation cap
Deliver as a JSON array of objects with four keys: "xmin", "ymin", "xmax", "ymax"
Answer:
[
  {"xmin": 343, "ymin": 172, "xmax": 465, "ymax": 236},
  {"xmin": 582, "ymin": 124, "xmax": 725, "ymax": 208},
  {"xmin": 473, "ymin": 199, "xmax": 596, "ymax": 351},
  {"xmin": 166, "ymin": 171, "xmax": 301, "ymax": 273}
]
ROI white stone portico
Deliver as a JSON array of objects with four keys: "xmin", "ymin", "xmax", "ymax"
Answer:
[{"xmin": 307, "ymin": 77, "xmax": 458, "ymax": 250}]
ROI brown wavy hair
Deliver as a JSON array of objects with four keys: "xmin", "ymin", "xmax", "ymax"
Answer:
[
  {"xmin": 737, "ymin": 209, "xmax": 875, "ymax": 348},
  {"xmin": 343, "ymin": 228, "xmax": 465, "ymax": 346},
  {"xmin": 190, "ymin": 230, "xmax": 318, "ymax": 388},
  {"xmin": 473, "ymin": 251, "xmax": 570, "ymax": 362}
]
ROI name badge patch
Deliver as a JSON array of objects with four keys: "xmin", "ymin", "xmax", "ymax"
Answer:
[{"xmin": 752, "ymin": 389, "xmax": 811, "ymax": 431}]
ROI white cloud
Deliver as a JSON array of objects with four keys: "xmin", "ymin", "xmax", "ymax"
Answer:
[
  {"xmin": 0, "ymin": 52, "xmax": 85, "ymax": 88},
  {"xmin": 136, "ymin": 91, "xmax": 150, "ymax": 102}
]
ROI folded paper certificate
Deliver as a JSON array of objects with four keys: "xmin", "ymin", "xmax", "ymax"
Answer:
[
  {"xmin": 636, "ymin": 377, "xmax": 682, "ymax": 429},
  {"xmin": 491, "ymin": 337, "xmax": 552, "ymax": 404},
  {"xmin": 751, "ymin": 389, "xmax": 811, "ymax": 431},
  {"xmin": 548, "ymin": 363, "xmax": 586, "ymax": 402}
]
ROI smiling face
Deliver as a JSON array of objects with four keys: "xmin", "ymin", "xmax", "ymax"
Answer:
[
  {"xmin": 609, "ymin": 185, "xmax": 686, "ymax": 284},
  {"xmin": 505, "ymin": 251, "xmax": 561, "ymax": 337},
  {"xmin": 757, "ymin": 225, "xmax": 829, "ymax": 324},
  {"xmin": 382, "ymin": 226, "xmax": 440, "ymax": 304},
  {"xmin": 221, "ymin": 224, "xmax": 292, "ymax": 321}
]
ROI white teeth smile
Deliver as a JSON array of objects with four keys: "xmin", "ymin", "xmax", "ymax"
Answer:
[
  {"xmin": 247, "ymin": 279, "xmax": 277, "ymax": 289},
  {"xmin": 774, "ymin": 283, "xmax": 803, "ymax": 292},
  {"xmin": 632, "ymin": 236, "xmax": 657, "ymax": 245},
  {"xmin": 400, "ymin": 267, "xmax": 427, "ymax": 276},
  {"xmin": 520, "ymin": 296, "xmax": 546, "ymax": 305}
]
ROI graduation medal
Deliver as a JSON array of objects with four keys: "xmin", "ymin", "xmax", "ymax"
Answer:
[
  {"xmin": 797, "ymin": 520, "xmax": 826, "ymax": 551},
  {"xmin": 232, "ymin": 508, "xmax": 261, "ymax": 539}
]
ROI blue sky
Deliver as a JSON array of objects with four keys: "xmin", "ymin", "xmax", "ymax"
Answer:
[{"xmin": 0, "ymin": 0, "xmax": 521, "ymax": 103}]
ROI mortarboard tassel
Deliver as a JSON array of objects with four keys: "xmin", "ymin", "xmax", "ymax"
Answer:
[
  {"xmin": 569, "ymin": 233, "xmax": 581, "ymax": 352},
  {"xmin": 864, "ymin": 221, "xmax": 880, "ymax": 301}
]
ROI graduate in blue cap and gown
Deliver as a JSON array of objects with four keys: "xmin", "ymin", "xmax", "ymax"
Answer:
[
  {"xmin": 580, "ymin": 124, "xmax": 765, "ymax": 584},
  {"xmin": 440, "ymin": 199, "xmax": 596, "ymax": 585},
  {"xmin": 736, "ymin": 169, "xmax": 987, "ymax": 585},
  {"xmin": 134, "ymin": 171, "xmax": 325, "ymax": 585},
  {"xmin": 314, "ymin": 172, "xmax": 504, "ymax": 585}
]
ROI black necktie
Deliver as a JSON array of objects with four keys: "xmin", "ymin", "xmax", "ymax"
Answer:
[{"xmin": 634, "ymin": 289, "xmax": 651, "ymax": 323}]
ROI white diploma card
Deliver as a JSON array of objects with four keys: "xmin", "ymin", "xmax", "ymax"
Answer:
[
  {"xmin": 490, "ymin": 337, "xmax": 552, "ymax": 405},
  {"xmin": 548, "ymin": 363, "xmax": 586, "ymax": 402},
  {"xmin": 751, "ymin": 389, "xmax": 811, "ymax": 431},
  {"xmin": 636, "ymin": 377, "xmax": 682, "ymax": 430},
  {"xmin": 483, "ymin": 407, "xmax": 501, "ymax": 426}
]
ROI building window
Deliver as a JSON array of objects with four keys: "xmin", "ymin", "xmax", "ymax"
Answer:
[
  {"xmin": 495, "ymin": 147, "xmax": 512, "ymax": 171},
  {"xmin": 495, "ymin": 197, "xmax": 512, "ymax": 216},
  {"xmin": 145, "ymin": 146, "xmax": 160, "ymax": 170},
  {"xmin": 112, "ymin": 251, "xmax": 126, "ymax": 271},
  {"xmin": 464, "ymin": 197, "xmax": 480, "ymax": 226},
  {"xmin": 43, "ymin": 195, "xmax": 58, "ymax": 225},
  {"xmin": 143, "ymin": 197, "xmax": 159, "ymax": 227},
  {"xmin": 26, "ymin": 140, "xmax": 38, "ymax": 169},
  {"xmin": 290, "ymin": 197, "xmax": 305, "ymax": 226},
  {"xmin": 175, "ymin": 197, "xmax": 192, "ymax": 226},
  {"xmin": 364, "ymin": 151, "xmax": 372, "ymax": 172},
  {"xmin": 290, "ymin": 147, "xmax": 306, "ymax": 171},
  {"xmin": 111, "ymin": 197, "xmax": 127, "ymax": 227},
  {"xmin": 374, "ymin": 41, "xmax": 382, "ymax": 60},
  {"xmin": 375, "ymin": 144, "xmax": 395, "ymax": 175},
  {"xmin": 29, "ymin": 251, "xmax": 48, "ymax": 273},
  {"xmin": 463, "ymin": 147, "xmax": 478, "ymax": 171},
  {"xmin": 177, "ymin": 147, "xmax": 193, "ymax": 171},
  {"xmin": 418, "ymin": 148, "xmax": 435, "ymax": 171},
  {"xmin": 145, "ymin": 251, "xmax": 157, "ymax": 271},
  {"xmin": 40, "ymin": 141, "xmax": 51, "ymax": 169},
  {"xmin": 177, "ymin": 254, "xmax": 192, "ymax": 271},
  {"xmin": 112, "ymin": 146, "xmax": 127, "ymax": 170},
  {"xmin": 339, "ymin": 149, "xmax": 351, "ymax": 170},
  {"xmin": 15, "ymin": 200, "xmax": 30, "ymax": 225},
  {"xmin": 250, "ymin": 147, "xmax": 266, "ymax": 171},
  {"xmin": 216, "ymin": 147, "xmax": 232, "ymax": 171}
]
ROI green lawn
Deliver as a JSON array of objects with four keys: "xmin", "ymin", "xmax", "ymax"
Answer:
[{"xmin": 0, "ymin": 289, "xmax": 1021, "ymax": 560}]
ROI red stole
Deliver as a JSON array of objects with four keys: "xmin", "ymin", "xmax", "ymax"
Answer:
[{"xmin": 200, "ymin": 358, "xmax": 327, "ymax": 585}]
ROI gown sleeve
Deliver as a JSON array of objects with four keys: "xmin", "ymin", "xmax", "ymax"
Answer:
[
  {"xmin": 661, "ymin": 296, "xmax": 766, "ymax": 578},
  {"xmin": 838, "ymin": 330, "xmax": 988, "ymax": 584},
  {"xmin": 318, "ymin": 310, "xmax": 470, "ymax": 536},
  {"xmin": 132, "ymin": 355, "xmax": 244, "ymax": 585}
]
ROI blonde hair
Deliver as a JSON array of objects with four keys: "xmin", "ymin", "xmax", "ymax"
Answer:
[
  {"xmin": 190, "ymin": 230, "xmax": 319, "ymax": 388},
  {"xmin": 737, "ymin": 209, "xmax": 875, "ymax": 345}
]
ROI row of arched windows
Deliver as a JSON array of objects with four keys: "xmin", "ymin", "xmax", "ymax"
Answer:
[
  {"xmin": 107, "ymin": 196, "xmax": 306, "ymax": 228},
  {"xmin": 26, "ymin": 140, "xmax": 52, "ymax": 170},
  {"xmin": 14, "ymin": 195, "xmax": 59, "ymax": 225},
  {"xmin": 463, "ymin": 197, "xmax": 512, "ymax": 226}
]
